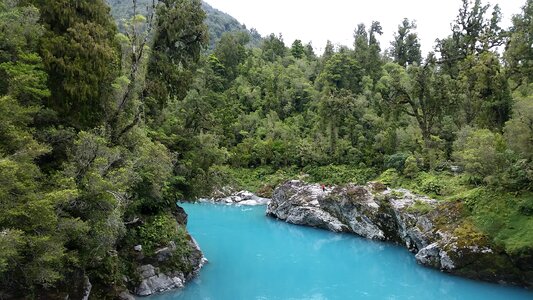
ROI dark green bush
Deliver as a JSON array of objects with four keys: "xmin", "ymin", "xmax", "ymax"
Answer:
[{"xmin": 384, "ymin": 152, "xmax": 410, "ymax": 172}]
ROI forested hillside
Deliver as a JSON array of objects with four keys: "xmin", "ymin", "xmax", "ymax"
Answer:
[
  {"xmin": 0, "ymin": 0, "xmax": 207, "ymax": 298},
  {"xmin": 154, "ymin": 0, "xmax": 533, "ymax": 272},
  {"xmin": 107, "ymin": 0, "xmax": 262, "ymax": 49},
  {"xmin": 0, "ymin": 0, "xmax": 532, "ymax": 298},
  {"xmin": 172, "ymin": 0, "xmax": 532, "ymax": 196}
]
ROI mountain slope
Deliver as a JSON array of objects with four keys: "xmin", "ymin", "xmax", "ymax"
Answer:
[
  {"xmin": 106, "ymin": 0, "xmax": 262, "ymax": 49},
  {"xmin": 202, "ymin": 2, "xmax": 262, "ymax": 49}
]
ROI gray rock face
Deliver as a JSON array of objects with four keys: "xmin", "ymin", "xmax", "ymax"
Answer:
[
  {"xmin": 135, "ymin": 265, "xmax": 184, "ymax": 297},
  {"xmin": 267, "ymin": 181, "xmax": 388, "ymax": 240},
  {"xmin": 118, "ymin": 291, "xmax": 136, "ymax": 300},
  {"xmin": 267, "ymin": 180, "xmax": 530, "ymax": 287},
  {"xmin": 286, "ymin": 206, "xmax": 348, "ymax": 232},
  {"xmin": 81, "ymin": 275, "xmax": 92, "ymax": 300}
]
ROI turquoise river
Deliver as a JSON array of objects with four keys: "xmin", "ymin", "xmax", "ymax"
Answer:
[{"xmin": 150, "ymin": 203, "xmax": 533, "ymax": 300}]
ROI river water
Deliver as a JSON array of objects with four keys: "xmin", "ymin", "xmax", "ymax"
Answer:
[{"xmin": 149, "ymin": 203, "xmax": 532, "ymax": 300}]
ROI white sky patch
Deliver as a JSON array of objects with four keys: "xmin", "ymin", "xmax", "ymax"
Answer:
[{"xmin": 205, "ymin": 0, "xmax": 525, "ymax": 55}]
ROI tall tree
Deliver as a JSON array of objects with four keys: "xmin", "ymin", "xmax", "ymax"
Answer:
[
  {"xmin": 214, "ymin": 31, "xmax": 249, "ymax": 82},
  {"xmin": 34, "ymin": 0, "xmax": 119, "ymax": 128},
  {"xmin": 304, "ymin": 42, "xmax": 316, "ymax": 59},
  {"xmin": 437, "ymin": 0, "xmax": 505, "ymax": 76},
  {"xmin": 291, "ymin": 39, "xmax": 305, "ymax": 59},
  {"xmin": 459, "ymin": 51, "xmax": 512, "ymax": 130},
  {"xmin": 262, "ymin": 33, "xmax": 286, "ymax": 62},
  {"xmin": 354, "ymin": 21, "xmax": 384, "ymax": 82},
  {"xmin": 322, "ymin": 40, "xmax": 335, "ymax": 60},
  {"xmin": 505, "ymin": 0, "xmax": 533, "ymax": 86},
  {"xmin": 318, "ymin": 52, "xmax": 362, "ymax": 93},
  {"xmin": 145, "ymin": 0, "xmax": 208, "ymax": 119},
  {"xmin": 390, "ymin": 18, "xmax": 422, "ymax": 67},
  {"xmin": 353, "ymin": 23, "xmax": 369, "ymax": 65},
  {"xmin": 0, "ymin": 1, "xmax": 81, "ymax": 294},
  {"xmin": 378, "ymin": 58, "xmax": 453, "ymax": 153}
]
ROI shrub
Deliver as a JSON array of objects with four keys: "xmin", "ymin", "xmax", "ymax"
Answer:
[
  {"xmin": 138, "ymin": 215, "xmax": 180, "ymax": 254},
  {"xmin": 384, "ymin": 152, "xmax": 409, "ymax": 172},
  {"xmin": 406, "ymin": 200, "xmax": 433, "ymax": 214},
  {"xmin": 376, "ymin": 169, "xmax": 400, "ymax": 187},
  {"xmin": 305, "ymin": 165, "xmax": 376, "ymax": 185},
  {"xmin": 453, "ymin": 127, "xmax": 506, "ymax": 184},
  {"xmin": 403, "ymin": 155, "xmax": 420, "ymax": 178},
  {"xmin": 418, "ymin": 173, "xmax": 444, "ymax": 196}
]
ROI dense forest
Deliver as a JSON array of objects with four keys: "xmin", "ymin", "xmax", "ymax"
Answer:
[{"xmin": 0, "ymin": 0, "xmax": 532, "ymax": 298}]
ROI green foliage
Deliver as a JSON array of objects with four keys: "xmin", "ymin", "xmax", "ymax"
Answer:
[
  {"xmin": 504, "ymin": 88, "xmax": 533, "ymax": 161},
  {"xmin": 35, "ymin": 0, "xmax": 120, "ymax": 128},
  {"xmin": 145, "ymin": 0, "xmax": 208, "ymax": 114},
  {"xmin": 318, "ymin": 52, "xmax": 362, "ymax": 92},
  {"xmin": 504, "ymin": 0, "xmax": 533, "ymax": 86},
  {"xmin": 376, "ymin": 169, "xmax": 400, "ymax": 186},
  {"xmin": 453, "ymin": 127, "xmax": 506, "ymax": 184},
  {"xmin": 391, "ymin": 18, "xmax": 422, "ymax": 67},
  {"xmin": 384, "ymin": 152, "xmax": 409, "ymax": 172},
  {"xmin": 403, "ymin": 155, "xmax": 420, "ymax": 178},
  {"xmin": 1, "ymin": 0, "xmax": 532, "ymax": 296},
  {"xmin": 0, "ymin": 230, "xmax": 23, "ymax": 274},
  {"xmin": 436, "ymin": 0, "xmax": 505, "ymax": 76},
  {"xmin": 458, "ymin": 52, "xmax": 512, "ymax": 130},
  {"xmin": 139, "ymin": 215, "xmax": 180, "ymax": 253},
  {"xmin": 291, "ymin": 39, "xmax": 305, "ymax": 59},
  {"xmin": 417, "ymin": 172, "xmax": 445, "ymax": 196},
  {"xmin": 0, "ymin": 0, "xmax": 209, "ymax": 296},
  {"xmin": 406, "ymin": 200, "xmax": 433, "ymax": 214},
  {"xmin": 261, "ymin": 33, "xmax": 286, "ymax": 62},
  {"xmin": 458, "ymin": 189, "xmax": 533, "ymax": 254},
  {"xmin": 304, "ymin": 165, "xmax": 376, "ymax": 185},
  {"xmin": 214, "ymin": 32, "xmax": 249, "ymax": 82}
]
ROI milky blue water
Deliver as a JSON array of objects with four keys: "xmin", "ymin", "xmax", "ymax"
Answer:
[{"xmin": 150, "ymin": 203, "xmax": 532, "ymax": 300}]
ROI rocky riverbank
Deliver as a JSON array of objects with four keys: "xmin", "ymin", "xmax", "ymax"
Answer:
[
  {"xmin": 119, "ymin": 206, "xmax": 207, "ymax": 298},
  {"xmin": 201, "ymin": 190, "xmax": 271, "ymax": 206},
  {"xmin": 266, "ymin": 180, "xmax": 532, "ymax": 288}
]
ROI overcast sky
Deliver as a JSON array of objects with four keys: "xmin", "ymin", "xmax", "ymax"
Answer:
[{"xmin": 205, "ymin": 0, "xmax": 525, "ymax": 55}]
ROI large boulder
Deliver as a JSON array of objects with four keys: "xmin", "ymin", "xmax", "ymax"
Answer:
[{"xmin": 267, "ymin": 180, "xmax": 531, "ymax": 288}]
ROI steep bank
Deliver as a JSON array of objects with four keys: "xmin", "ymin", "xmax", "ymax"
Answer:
[
  {"xmin": 119, "ymin": 206, "xmax": 207, "ymax": 298},
  {"xmin": 267, "ymin": 180, "xmax": 532, "ymax": 288}
]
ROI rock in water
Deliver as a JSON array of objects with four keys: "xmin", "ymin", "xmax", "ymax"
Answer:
[{"xmin": 267, "ymin": 180, "xmax": 532, "ymax": 288}]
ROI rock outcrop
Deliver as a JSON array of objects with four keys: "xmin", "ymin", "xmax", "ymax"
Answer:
[
  {"xmin": 135, "ymin": 264, "xmax": 184, "ymax": 296},
  {"xmin": 131, "ymin": 205, "xmax": 207, "ymax": 297},
  {"xmin": 203, "ymin": 190, "xmax": 270, "ymax": 206},
  {"xmin": 267, "ymin": 180, "xmax": 532, "ymax": 288}
]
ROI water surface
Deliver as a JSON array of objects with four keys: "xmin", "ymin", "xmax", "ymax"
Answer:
[{"xmin": 150, "ymin": 203, "xmax": 532, "ymax": 300}]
